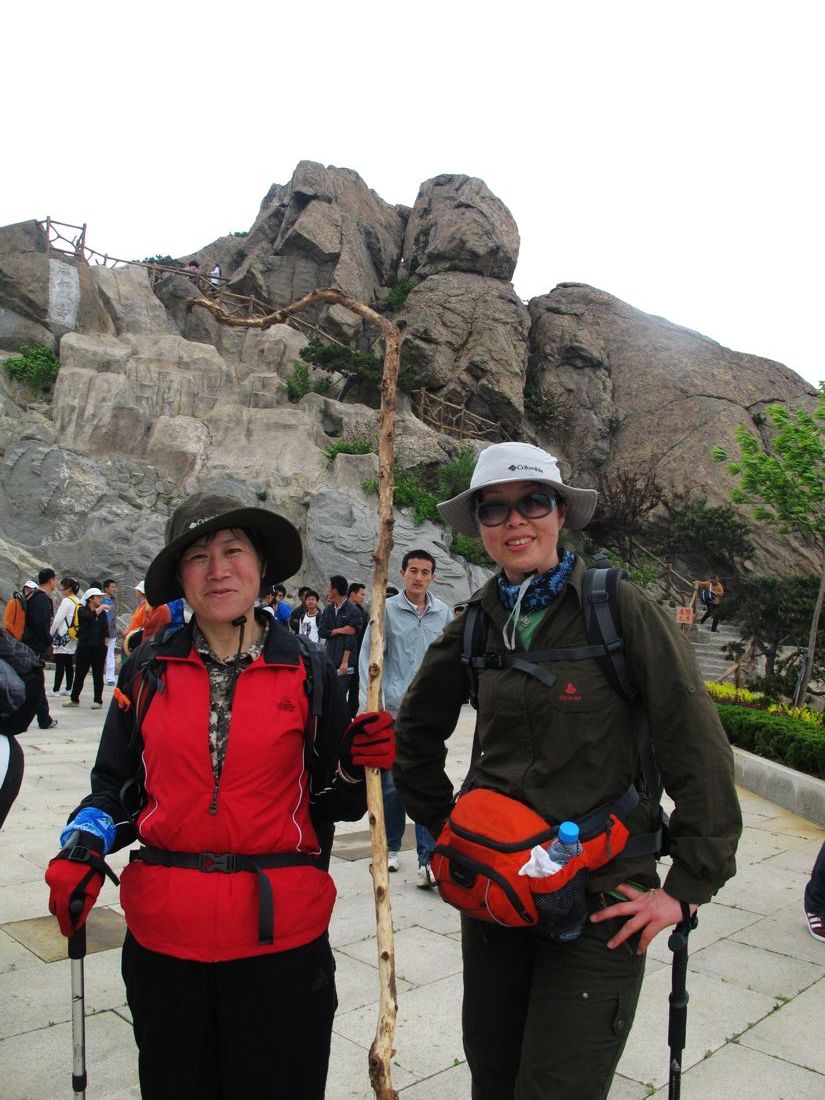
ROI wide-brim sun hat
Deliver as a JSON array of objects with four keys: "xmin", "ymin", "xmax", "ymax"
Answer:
[
  {"xmin": 134, "ymin": 580, "xmax": 146, "ymax": 594},
  {"xmin": 144, "ymin": 491, "xmax": 302, "ymax": 606},
  {"xmin": 437, "ymin": 442, "xmax": 598, "ymax": 538},
  {"xmin": 81, "ymin": 587, "xmax": 104, "ymax": 605}
]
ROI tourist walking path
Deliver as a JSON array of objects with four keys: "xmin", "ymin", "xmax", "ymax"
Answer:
[{"xmin": 1, "ymin": 691, "xmax": 823, "ymax": 1098}]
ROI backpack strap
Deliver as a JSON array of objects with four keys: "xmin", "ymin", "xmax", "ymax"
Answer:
[{"xmin": 296, "ymin": 634, "xmax": 324, "ymax": 720}]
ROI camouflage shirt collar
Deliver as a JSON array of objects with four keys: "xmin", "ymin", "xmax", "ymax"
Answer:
[{"xmin": 192, "ymin": 617, "xmax": 269, "ymax": 666}]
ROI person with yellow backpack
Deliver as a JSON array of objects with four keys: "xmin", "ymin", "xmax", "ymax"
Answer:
[{"xmin": 51, "ymin": 577, "xmax": 82, "ymax": 696}]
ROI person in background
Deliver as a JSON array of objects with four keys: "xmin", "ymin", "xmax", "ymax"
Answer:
[
  {"xmin": 289, "ymin": 587, "xmax": 311, "ymax": 633},
  {"xmin": 359, "ymin": 550, "xmax": 451, "ymax": 884},
  {"xmin": 22, "ymin": 568, "xmax": 58, "ymax": 729},
  {"xmin": 346, "ymin": 582, "xmax": 368, "ymax": 718},
  {"xmin": 0, "ymin": 627, "xmax": 44, "ymax": 826},
  {"xmin": 294, "ymin": 590, "xmax": 322, "ymax": 643},
  {"xmin": 318, "ymin": 575, "xmax": 360, "ymax": 679},
  {"xmin": 50, "ymin": 577, "xmax": 81, "ymax": 696},
  {"xmin": 271, "ymin": 584, "xmax": 293, "ymax": 626},
  {"xmin": 126, "ymin": 582, "xmax": 150, "ymax": 635},
  {"xmin": 392, "ymin": 442, "xmax": 742, "ymax": 1100},
  {"xmin": 695, "ymin": 575, "xmax": 724, "ymax": 632},
  {"xmin": 63, "ymin": 587, "xmax": 109, "ymax": 709},
  {"xmin": 102, "ymin": 579, "xmax": 119, "ymax": 685},
  {"xmin": 804, "ymin": 841, "xmax": 825, "ymax": 943},
  {"xmin": 2, "ymin": 581, "xmax": 35, "ymax": 640},
  {"xmin": 45, "ymin": 491, "xmax": 394, "ymax": 1099}
]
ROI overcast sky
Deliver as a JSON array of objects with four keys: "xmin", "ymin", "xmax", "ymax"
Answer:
[{"xmin": 6, "ymin": 2, "xmax": 823, "ymax": 388}]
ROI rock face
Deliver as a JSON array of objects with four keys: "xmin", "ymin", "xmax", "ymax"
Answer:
[
  {"xmin": 399, "ymin": 272, "xmax": 529, "ymax": 433},
  {"xmin": 0, "ymin": 168, "xmax": 820, "ymax": 611},
  {"xmin": 403, "ymin": 175, "xmax": 520, "ymax": 280},
  {"xmin": 527, "ymin": 283, "xmax": 819, "ymax": 567},
  {"xmin": 224, "ymin": 161, "xmax": 406, "ymax": 341}
]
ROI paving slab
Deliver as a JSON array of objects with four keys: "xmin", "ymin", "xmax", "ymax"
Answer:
[
  {"xmin": 738, "ymin": 979, "xmax": 825, "ymax": 1075},
  {"xmin": 0, "ymin": 1009, "xmax": 139, "ymax": 1100},
  {"xmin": 686, "ymin": 936, "xmax": 824, "ymax": 998},
  {"xmin": 651, "ymin": 1041, "xmax": 825, "ymax": 1099},
  {"xmin": 616, "ymin": 967, "xmax": 779, "ymax": 1088}
]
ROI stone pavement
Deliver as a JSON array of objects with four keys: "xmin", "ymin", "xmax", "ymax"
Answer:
[{"xmin": 1, "ymin": 690, "xmax": 824, "ymax": 1099}]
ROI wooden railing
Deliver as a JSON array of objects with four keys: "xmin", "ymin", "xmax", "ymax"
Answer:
[{"xmin": 412, "ymin": 388, "xmax": 509, "ymax": 443}]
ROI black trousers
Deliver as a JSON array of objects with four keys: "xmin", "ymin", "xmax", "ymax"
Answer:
[
  {"xmin": 53, "ymin": 654, "xmax": 74, "ymax": 692},
  {"xmin": 71, "ymin": 645, "xmax": 106, "ymax": 703},
  {"xmin": 461, "ymin": 912, "xmax": 645, "ymax": 1100},
  {"xmin": 121, "ymin": 931, "xmax": 337, "ymax": 1100}
]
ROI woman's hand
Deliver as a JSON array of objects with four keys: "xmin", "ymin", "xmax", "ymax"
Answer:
[{"xmin": 589, "ymin": 884, "xmax": 697, "ymax": 954}]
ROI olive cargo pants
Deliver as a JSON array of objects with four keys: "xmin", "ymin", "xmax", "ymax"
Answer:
[{"xmin": 461, "ymin": 912, "xmax": 646, "ymax": 1100}]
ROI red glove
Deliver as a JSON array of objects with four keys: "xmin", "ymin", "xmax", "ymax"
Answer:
[
  {"xmin": 347, "ymin": 710, "xmax": 395, "ymax": 770},
  {"xmin": 45, "ymin": 833, "xmax": 116, "ymax": 936}
]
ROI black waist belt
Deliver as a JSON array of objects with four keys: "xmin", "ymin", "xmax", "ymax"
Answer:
[
  {"xmin": 130, "ymin": 846, "xmax": 317, "ymax": 945},
  {"xmin": 576, "ymin": 784, "xmax": 661, "ymax": 861}
]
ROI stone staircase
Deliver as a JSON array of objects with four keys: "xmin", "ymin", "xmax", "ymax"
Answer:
[
  {"xmin": 687, "ymin": 620, "xmax": 742, "ymax": 681},
  {"xmin": 659, "ymin": 606, "xmax": 744, "ymax": 682}
]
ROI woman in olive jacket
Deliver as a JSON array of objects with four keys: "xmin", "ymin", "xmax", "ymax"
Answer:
[{"xmin": 393, "ymin": 442, "xmax": 742, "ymax": 1100}]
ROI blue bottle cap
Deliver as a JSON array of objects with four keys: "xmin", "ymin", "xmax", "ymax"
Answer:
[{"xmin": 557, "ymin": 821, "xmax": 580, "ymax": 845}]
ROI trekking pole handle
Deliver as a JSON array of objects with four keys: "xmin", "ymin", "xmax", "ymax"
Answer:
[{"xmin": 68, "ymin": 898, "xmax": 86, "ymax": 960}]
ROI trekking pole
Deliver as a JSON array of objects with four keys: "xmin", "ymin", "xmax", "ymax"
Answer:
[
  {"xmin": 68, "ymin": 898, "xmax": 87, "ymax": 1099},
  {"xmin": 667, "ymin": 902, "xmax": 698, "ymax": 1100}
]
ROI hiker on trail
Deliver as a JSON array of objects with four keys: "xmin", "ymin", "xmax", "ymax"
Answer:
[
  {"xmin": 392, "ymin": 442, "xmax": 742, "ymax": 1100},
  {"xmin": 695, "ymin": 574, "xmax": 724, "ymax": 632},
  {"xmin": 63, "ymin": 588, "xmax": 110, "ymax": 709},
  {"xmin": 45, "ymin": 492, "xmax": 394, "ymax": 1099},
  {"xmin": 210, "ymin": 262, "xmax": 222, "ymax": 288},
  {"xmin": 50, "ymin": 577, "xmax": 81, "ymax": 696},
  {"xmin": 22, "ymin": 568, "xmax": 58, "ymax": 730},
  {"xmin": 360, "ymin": 549, "xmax": 451, "ymax": 884}
]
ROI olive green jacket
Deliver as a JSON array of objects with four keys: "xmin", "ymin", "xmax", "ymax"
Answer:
[{"xmin": 393, "ymin": 556, "xmax": 742, "ymax": 905}]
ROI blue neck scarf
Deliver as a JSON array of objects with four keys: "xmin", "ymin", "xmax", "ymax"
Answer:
[{"xmin": 497, "ymin": 549, "xmax": 575, "ymax": 649}]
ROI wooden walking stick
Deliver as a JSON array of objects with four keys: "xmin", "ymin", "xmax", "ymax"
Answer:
[{"xmin": 189, "ymin": 287, "xmax": 402, "ymax": 1099}]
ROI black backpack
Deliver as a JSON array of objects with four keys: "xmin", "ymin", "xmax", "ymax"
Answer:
[{"xmin": 461, "ymin": 566, "xmax": 667, "ymax": 856}]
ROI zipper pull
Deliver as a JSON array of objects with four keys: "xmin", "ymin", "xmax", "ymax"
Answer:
[
  {"xmin": 208, "ymin": 780, "xmax": 220, "ymax": 815},
  {"xmin": 605, "ymin": 817, "xmax": 614, "ymax": 859}
]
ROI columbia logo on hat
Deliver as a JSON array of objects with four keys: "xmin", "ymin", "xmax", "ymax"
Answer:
[
  {"xmin": 508, "ymin": 464, "xmax": 544, "ymax": 473},
  {"xmin": 188, "ymin": 515, "xmax": 219, "ymax": 530}
]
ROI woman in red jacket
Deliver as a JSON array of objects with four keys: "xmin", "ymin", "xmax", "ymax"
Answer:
[{"xmin": 46, "ymin": 492, "xmax": 393, "ymax": 1099}]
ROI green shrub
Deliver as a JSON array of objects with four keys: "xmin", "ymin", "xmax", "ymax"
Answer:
[
  {"xmin": 4, "ymin": 345, "xmax": 60, "ymax": 393},
  {"xmin": 387, "ymin": 279, "xmax": 414, "ymax": 311},
  {"xmin": 230, "ymin": 230, "xmax": 248, "ymax": 238},
  {"xmin": 286, "ymin": 361, "xmax": 331, "ymax": 403},
  {"xmin": 716, "ymin": 703, "xmax": 825, "ymax": 779},
  {"xmin": 324, "ymin": 435, "xmax": 376, "ymax": 464}
]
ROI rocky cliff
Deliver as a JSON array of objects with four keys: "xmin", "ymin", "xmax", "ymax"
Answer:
[{"xmin": 0, "ymin": 162, "xmax": 818, "ymax": 615}]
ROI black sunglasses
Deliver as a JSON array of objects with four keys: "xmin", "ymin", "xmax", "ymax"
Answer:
[{"xmin": 475, "ymin": 490, "xmax": 557, "ymax": 528}]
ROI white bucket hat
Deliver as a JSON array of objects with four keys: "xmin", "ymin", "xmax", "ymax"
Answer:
[
  {"xmin": 81, "ymin": 587, "xmax": 104, "ymax": 605},
  {"xmin": 134, "ymin": 580, "xmax": 146, "ymax": 594},
  {"xmin": 437, "ymin": 442, "xmax": 598, "ymax": 537}
]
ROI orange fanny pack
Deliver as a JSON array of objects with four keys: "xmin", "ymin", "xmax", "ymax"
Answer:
[{"xmin": 431, "ymin": 786, "xmax": 636, "ymax": 934}]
